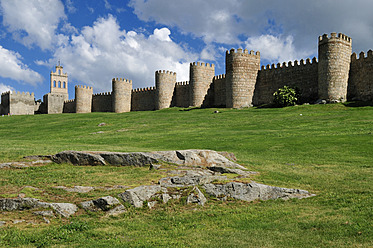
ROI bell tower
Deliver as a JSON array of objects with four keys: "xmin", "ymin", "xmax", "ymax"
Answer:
[{"xmin": 50, "ymin": 61, "xmax": 68, "ymax": 101}]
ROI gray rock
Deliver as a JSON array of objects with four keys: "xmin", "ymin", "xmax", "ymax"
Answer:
[
  {"xmin": 0, "ymin": 198, "xmax": 49, "ymax": 211},
  {"xmin": 0, "ymin": 163, "xmax": 10, "ymax": 169},
  {"xmin": 161, "ymin": 193, "xmax": 172, "ymax": 203},
  {"xmin": 207, "ymin": 166, "xmax": 257, "ymax": 176},
  {"xmin": 147, "ymin": 201, "xmax": 157, "ymax": 209},
  {"xmin": 13, "ymin": 220, "xmax": 25, "ymax": 224},
  {"xmin": 106, "ymin": 205, "xmax": 126, "ymax": 216},
  {"xmin": 50, "ymin": 203, "xmax": 78, "ymax": 218},
  {"xmin": 80, "ymin": 200, "xmax": 98, "ymax": 211},
  {"xmin": 98, "ymin": 152, "xmax": 157, "ymax": 166},
  {"xmin": 33, "ymin": 210, "xmax": 54, "ymax": 217},
  {"xmin": 203, "ymin": 182, "xmax": 315, "ymax": 202},
  {"xmin": 52, "ymin": 151, "xmax": 106, "ymax": 166},
  {"xmin": 54, "ymin": 186, "xmax": 94, "ymax": 193},
  {"xmin": 93, "ymin": 196, "xmax": 121, "ymax": 211},
  {"xmin": 98, "ymin": 123, "xmax": 106, "ymax": 127},
  {"xmin": 118, "ymin": 185, "xmax": 164, "ymax": 208},
  {"xmin": 187, "ymin": 187, "xmax": 207, "ymax": 206},
  {"xmin": 43, "ymin": 217, "xmax": 50, "ymax": 224},
  {"xmin": 159, "ymin": 174, "xmax": 227, "ymax": 187},
  {"xmin": 0, "ymin": 221, "xmax": 6, "ymax": 227}
]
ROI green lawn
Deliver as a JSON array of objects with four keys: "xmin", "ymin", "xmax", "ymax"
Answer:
[{"xmin": 0, "ymin": 104, "xmax": 372, "ymax": 247}]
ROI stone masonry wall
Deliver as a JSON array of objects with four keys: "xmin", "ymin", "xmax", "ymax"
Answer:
[
  {"xmin": 213, "ymin": 75, "xmax": 226, "ymax": 107},
  {"xmin": 112, "ymin": 78, "xmax": 132, "ymax": 113},
  {"xmin": 1, "ymin": 91, "xmax": 35, "ymax": 115},
  {"xmin": 253, "ymin": 58, "xmax": 319, "ymax": 105},
  {"xmin": 75, "ymin": 85, "xmax": 93, "ymax": 113},
  {"xmin": 92, "ymin": 93, "xmax": 112, "ymax": 112},
  {"xmin": 63, "ymin": 99, "xmax": 75, "ymax": 113},
  {"xmin": 131, "ymin": 87, "xmax": 156, "ymax": 111},
  {"xmin": 226, "ymin": 49, "xmax": 260, "ymax": 108},
  {"xmin": 43, "ymin": 93, "xmax": 66, "ymax": 114},
  {"xmin": 318, "ymin": 33, "xmax": 352, "ymax": 102},
  {"xmin": 189, "ymin": 62, "xmax": 215, "ymax": 107},
  {"xmin": 348, "ymin": 51, "xmax": 373, "ymax": 101},
  {"xmin": 172, "ymin": 82, "xmax": 190, "ymax": 107},
  {"xmin": 155, "ymin": 70, "xmax": 176, "ymax": 110}
]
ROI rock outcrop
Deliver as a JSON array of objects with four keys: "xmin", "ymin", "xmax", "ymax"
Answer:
[
  {"xmin": 203, "ymin": 182, "xmax": 315, "ymax": 202},
  {"xmin": 49, "ymin": 150, "xmax": 246, "ymax": 169}
]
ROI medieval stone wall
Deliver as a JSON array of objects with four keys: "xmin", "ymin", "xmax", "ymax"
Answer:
[
  {"xmin": 172, "ymin": 82, "xmax": 190, "ymax": 107},
  {"xmin": 318, "ymin": 33, "xmax": 352, "ymax": 102},
  {"xmin": 253, "ymin": 58, "xmax": 319, "ymax": 105},
  {"xmin": 213, "ymin": 75, "xmax": 226, "ymax": 107},
  {"xmin": 42, "ymin": 93, "xmax": 66, "ymax": 114},
  {"xmin": 112, "ymin": 78, "xmax": 132, "ymax": 113},
  {"xmin": 348, "ymin": 51, "xmax": 373, "ymax": 101},
  {"xmin": 131, "ymin": 87, "xmax": 156, "ymax": 111},
  {"xmin": 189, "ymin": 62, "xmax": 215, "ymax": 107},
  {"xmin": 63, "ymin": 99, "xmax": 75, "ymax": 113},
  {"xmin": 226, "ymin": 49, "xmax": 260, "ymax": 108},
  {"xmin": 92, "ymin": 92, "xmax": 112, "ymax": 112},
  {"xmin": 155, "ymin": 70, "xmax": 176, "ymax": 110},
  {"xmin": 1, "ymin": 91, "xmax": 35, "ymax": 115},
  {"xmin": 75, "ymin": 85, "xmax": 93, "ymax": 113}
]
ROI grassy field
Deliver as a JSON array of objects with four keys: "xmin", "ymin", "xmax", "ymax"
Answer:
[{"xmin": 0, "ymin": 104, "xmax": 372, "ymax": 247}]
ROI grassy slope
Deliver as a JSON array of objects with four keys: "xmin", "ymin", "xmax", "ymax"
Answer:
[{"xmin": 0, "ymin": 104, "xmax": 372, "ymax": 247}]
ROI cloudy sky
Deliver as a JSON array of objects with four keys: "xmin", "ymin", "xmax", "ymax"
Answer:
[{"xmin": 0, "ymin": 0, "xmax": 373, "ymax": 99}]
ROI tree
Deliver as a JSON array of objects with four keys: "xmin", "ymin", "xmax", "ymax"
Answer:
[{"xmin": 273, "ymin": 86, "xmax": 299, "ymax": 107}]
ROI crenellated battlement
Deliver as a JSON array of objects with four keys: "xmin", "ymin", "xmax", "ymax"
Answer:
[
  {"xmin": 226, "ymin": 48, "xmax": 260, "ymax": 57},
  {"xmin": 190, "ymin": 62, "xmax": 215, "ymax": 68},
  {"xmin": 75, "ymin": 85, "xmax": 93, "ymax": 90},
  {"xmin": 132, "ymin": 87, "xmax": 156, "ymax": 93},
  {"xmin": 261, "ymin": 57, "xmax": 318, "ymax": 71},
  {"xmin": 319, "ymin": 32, "xmax": 352, "ymax": 45},
  {"xmin": 64, "ymin": 99, "xmax": 75, "ymax": 103},
  {"xmin": 93, "ymin": 92, "xmax": 112, "ymax": 96},
  {"xmin": 213, "ymin": 74, "xmax": 226, "ymax": 80},
  {"xmin": 351, "ymin": 50, "xmax": 373, "ymax": 62},
  {"xmin": 5, "ymin": 91, "xmax": 35, "ymax": 98},
  {"xmin": 155, "ymin": 70, "xmax": 176, "ymax": 75},
  {"xmin": 176, "ymin": 81, "xmax": 190, "ymax": 86},
  {"xmin": 112, "ymin": 78, "xmax": 132, "ymax": 84}
]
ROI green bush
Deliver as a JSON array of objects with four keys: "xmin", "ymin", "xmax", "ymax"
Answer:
[{"xmin": 273, "ymin": 86, "xmax": 299, "ymax": 107}]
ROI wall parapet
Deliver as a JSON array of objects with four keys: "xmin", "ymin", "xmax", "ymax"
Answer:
[
  {"xmin": 75, "ymin": 85, "xmax": 93, "ymax": 90},
  {"xmin": 93, "ymin": 92, "xmax": 112, "ymax": 96},
  {"xmin": 112, "ymin": 78, "xmax": 132, "ymax": 84},
  {"xmin": 213, "ymin": 74, "xmax": 226, "ymax": 80},
  {"xmin": 132, "ymin": 87, "xmax": 156, "ymax": 93},
  {"xmin": 319, "ymin": 32, "xmax": 351, "ymax": 45},
  {"xmin": 351, "ymin": 50, "xmax": 373, "ymax": 62},
  {"xmin": 261, "ymin": 57, "xmax": 318, "ymax": 71},
  {"xmin": 176, "ymin": 81, "xmax": 189, "ymax": 86},
  {"xmin": 155, "ymin": 70, "xmax": 176, "ymax": 75},
  {"xmin": 190, "ymin": 62, "xmax": 215, "ymax": 68},
  {"xmin": 226, "ymin": 48, "xmax": 260, "ymax": 57}
]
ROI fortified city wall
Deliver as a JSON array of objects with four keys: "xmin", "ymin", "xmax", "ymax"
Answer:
[
  {"xmin": 1, "ymin": 32, "xmax": 373, "ymax": 116},
  {"xmin": 348, "ymin": 51, "xmax": 373, "ymax": 101}
]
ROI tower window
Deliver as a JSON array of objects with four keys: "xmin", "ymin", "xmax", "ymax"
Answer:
[
  {"xmin": 53, "ymin": 81, "xmax": 56, "ymax": 87},
  {"xmin": 63, "ymin": 82, "xmax": 66, "ymax": 88},
  {"xmin": 58, "ymin": 81, "xmax": 61, "ymax": 88}
]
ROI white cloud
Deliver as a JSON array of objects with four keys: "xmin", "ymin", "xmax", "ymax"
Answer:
[
  {"xmin": 0, "ymin": 0, "xmax": 66, "ymax": 50},
  {"xmin": 245, "ymin": 35, "xmax": 312, "ymax": 64},
  {"xmin": 39, "ymin": 15, "xmax": 197, "ymax": 93},
  {"xmin": 129, "ymin": 0, "xmax": 373, "ymax": 58},
  {"xmin": 0, "ymin": 46, "xmax": 43, "ymax": 86},
  {"xmin": 0, "ymin": 83, "xmax": 15, "ymax": 94}
]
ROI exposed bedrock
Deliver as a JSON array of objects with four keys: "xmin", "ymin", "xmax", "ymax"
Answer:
[{"xmin": 50, "ymin": 150, "xmax": 246, "ymax": 169}]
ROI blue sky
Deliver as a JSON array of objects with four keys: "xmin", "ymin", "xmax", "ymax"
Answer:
[{"xmin": 1, "ymin": 0, "xmax": 373, "ymax": 100}]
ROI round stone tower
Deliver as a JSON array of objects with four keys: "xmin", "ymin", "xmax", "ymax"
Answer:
[
  {"xmin": 318, "ymin": 32, "xmax": 352, "ymax": 102},
  {"xmin": 225, "ymin": 49, "xmax": 260, "ymax": 108},
  {"xmin": 189, "ymin": 62, "xmax": 215, "ymax": 107},
  {"xmin": 155, "ymin": 70, "xmax": 176, "ymax": 110},
  {"xmin": 112, "ymin": 78, "xmax": 132, "ymax": 113},
  {"xmin": 75, "ymin": 85, "xmax": 93, "ymax": 113}
]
